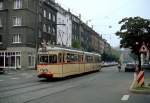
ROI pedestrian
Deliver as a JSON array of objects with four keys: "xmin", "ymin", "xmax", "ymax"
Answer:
[{"xmin": 118, "ymin": 61, "xmax": 121, "ymax": 72}]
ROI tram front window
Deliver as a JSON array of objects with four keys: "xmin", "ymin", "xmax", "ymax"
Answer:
[
  {"xmin": 39, "ymin": 55, "xmax": 48, "ymax": 64},
  {"xmin": 39, "ymin": 55, "xmax": 57, "ymax": 64}
]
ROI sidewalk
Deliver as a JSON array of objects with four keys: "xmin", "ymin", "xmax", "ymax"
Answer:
[{"xmin": 1, "ymin": 68, "xmax": 36, "ymax": 75}]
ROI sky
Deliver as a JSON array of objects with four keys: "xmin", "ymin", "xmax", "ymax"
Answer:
[{"xmin": 56, "ymin": 0, "xmax": 150, "ymax": 47}]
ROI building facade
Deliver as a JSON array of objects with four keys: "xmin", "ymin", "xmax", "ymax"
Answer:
[
  {"xmin": 71, "ymin": 14, "xmax": 80, "ymax": 48},
  {"xmin": 0, "ymin": 0, "xmax": 57, "ymax": 70},
  {"xmin": 56, "ymin": 5, "xmax": 72, "ymax": 47},
  {"xmin": 0, "ymin": 0, "xmax": 111, "ymax": 70}
]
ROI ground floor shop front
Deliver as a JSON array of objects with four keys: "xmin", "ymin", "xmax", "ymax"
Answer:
[{"xmin": 0, "ymin": 47, "xmax": 36, "ymax": 70}]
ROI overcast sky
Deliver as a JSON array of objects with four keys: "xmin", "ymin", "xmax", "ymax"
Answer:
[{"xmin": 56, "ymin": 0, "xmax": 150, "ymax": 47}]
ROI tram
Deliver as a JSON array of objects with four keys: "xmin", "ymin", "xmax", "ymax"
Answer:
[{"xmin": 37, "ymin": 46, "xmax": 101, "ymax": 78}]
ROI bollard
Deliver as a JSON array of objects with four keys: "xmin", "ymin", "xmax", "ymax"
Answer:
[{"xmin": 137, "ymin": 71, "xmax": 144, "ymax": 87}]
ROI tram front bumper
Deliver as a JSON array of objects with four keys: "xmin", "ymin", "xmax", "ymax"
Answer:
[{"xmin": 38, "ymin": 73, "xmax": 53, "ymax": 78}]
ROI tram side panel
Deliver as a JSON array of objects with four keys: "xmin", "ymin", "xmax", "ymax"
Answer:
[
  {"xmin": 62, "ymin": 63, "xmax": 79, "ymax": 77},
  {"xmin": 79, "ymin": 63, "xmax": 85, "ymax": 74}
]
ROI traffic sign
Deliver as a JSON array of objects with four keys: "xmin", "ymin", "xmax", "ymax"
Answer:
[{"xmin": 139, "ymin": 43, "xmax": 148, "ymax": 53}]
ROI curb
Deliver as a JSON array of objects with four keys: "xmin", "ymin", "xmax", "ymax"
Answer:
[{"xmin": 129, "ymin": 79, "xmax": 150, "ymax": 94}]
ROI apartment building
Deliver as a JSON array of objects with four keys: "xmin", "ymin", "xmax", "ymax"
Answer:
[
  {"xmin": 56, "ymin": 5, "xmax": 72, "ymax": 47},
  {"xmin": 0, "ymin": 0, "xmax": 111, "ymax": 70},
  {"xmin": 0, "ymin": 0, "xmax": 57, "ymax": 70}
]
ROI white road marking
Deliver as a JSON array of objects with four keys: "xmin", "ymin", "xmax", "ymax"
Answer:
[
  {"xmin": 0, "ymin": 80, "xmax": 4, "ymax": 82},
  {"xmin": 11, "ymin": 77, "xmax": 20, "ymax": 80},
  {"xmin": 121, "ymin": 95, "xmax": 130, "ymax": 101}
]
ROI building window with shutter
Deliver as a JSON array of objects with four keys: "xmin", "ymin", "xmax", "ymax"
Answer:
[
  {"xmin": 12, "ymin": 34, "xmax": 21, "ymax": 43},
  {"xmin": 14, "ymin": 0, "xmax": 22, "ymax": 9},
  {"xmin": 12, "ymin": 16, "xmax": 22, "ymax": 26}
]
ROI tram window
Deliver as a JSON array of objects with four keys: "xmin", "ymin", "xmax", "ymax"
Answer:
[
  {"xmin": 58, "ymin": 53, "xmax": 62, "ymax": 63},
  {"xmin": 67, "ymin": 53, "xmax": 78, "ymax": 63},
  {"xmin": 63, "ymin": 53, "xmax": 66, "ymax": 63},
  {"xmin": 86, "ymin": 55, "xmax": 93, "ymax": 63},
  {"xmin": 78, "ymin": 55, "xmax": 82, "ymax": 62},
  {"xmin": 49, "ymin": 55, "xmax": 57, "ymax": 63},
  {"xmin": 40, "ymin": 55, "xmax": 48, "ymax": 64},
  {"xmin": 95, "ymin": 56, "xmax": 101, "ymax": 63}
]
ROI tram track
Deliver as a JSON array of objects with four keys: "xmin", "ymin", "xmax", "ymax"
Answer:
[
  {"xmin": 0, "ymin": 82, "xmax": 43, "ymax": 92},
  {"xmin": 0, "ymin": 83, "xmax": 53, "ymax": 98},
  {"xmin": 0, "ymin": 70, "xmax": 102, "ymax": 103},
  {"xmin": 23, "ymin": 73, "xmax": 101, "ymax": 103},
  {"xmin": 0, "ymin": 78, "xmax": 38, "ymax": 88}
]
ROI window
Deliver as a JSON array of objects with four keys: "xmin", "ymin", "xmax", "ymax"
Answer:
[
  {"xmin": 12, "ymin": 16, "xmax": 22, "ymax": 26},
  {"xmin": 48, "ymin": 26, "xmax": 51, "ymax": 33},
  {"xmin": 67, "ymin": 53, "xmax": 78, "ymax": 63},
  {"xmin": 52, "ymin": 27, "xmax": 55, "ymax": 35},
  {"xmin": 0, "ymin": 0, "xmax": 3, "ymax": 10},
  {"xmin": 39, "ymin": 14, "xmax": 42, "ymax": 22},
  {"xmin": 38, "ymin": 30, "xmax": 42, "ymax": 38},
  {"xmin": 52, "ymin": 15, "xmax": 56, "ymax": 22},
  {"xmin": 14, "ymin": 0, "xmax": 22, "ymax": 9},
  {"xmin": 28, "ymin": 54, "xmax": 35, "ymax": 68},
  {"xmin": 85, "ymin": 55, "xmax": 93, "ymax": 63},
  {"xmin": 12, "ymin": 34, "xmax": 21, "ymax": 43},
  {"xmin": 43, "ymin": 24, "xmax": 47, "ymax": 32},
  {"xmin": 0, "ymin": 18, "xmax": 2, "ymax": 27},
  {"xmin": 43, "ymin": 9, "xmax": 46, "ymax": 17},
  {"xmin": 0, "ymin": 35, "xmax": 2, "ymax": 44},
  {"xmin": 16, "ymin": 56, "xmax": 21, "ymax": 68},
  {"xmin": 39, "ymin": 54, "xmax": 57, "ymax": 64},
  {"xmin": 48, "ymin": 12, "xmax": 51, "ymax": 20}
]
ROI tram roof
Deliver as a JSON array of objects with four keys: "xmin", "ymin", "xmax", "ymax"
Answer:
[
  {"xmin": 39, "ymin": 47, "xmax": 83, "ymax": 53},
  {"xmin": 38, "ymin": 46, "xmax": 101, "ymax": 56}
]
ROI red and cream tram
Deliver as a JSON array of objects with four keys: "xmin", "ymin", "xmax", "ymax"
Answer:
[{"xmin": 37, "ymin": 47, "xmax": 101, "ymax": 78}]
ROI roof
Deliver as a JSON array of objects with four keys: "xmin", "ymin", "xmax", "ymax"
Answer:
[{"xmin": 38, "ymin": 46, "xmax": 101, "ymax": 56}]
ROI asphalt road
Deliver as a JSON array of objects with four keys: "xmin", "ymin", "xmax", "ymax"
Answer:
[{"xmin": 0, "ymin": 67, "xmax": 149, "ymax": 103}]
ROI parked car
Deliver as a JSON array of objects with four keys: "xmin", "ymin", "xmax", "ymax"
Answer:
[
  {"xmin": 142, "ymin": 63, "xmax": 150, "ymax": 70},
  {"xmin": 125, "ymin": 63, "xmax": 136, "ymax": 72},
  {"xmin": 0, "ymin": 68, "xmax": 4, "ymax": 74}
]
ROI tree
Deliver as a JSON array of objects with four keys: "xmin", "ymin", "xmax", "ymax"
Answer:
[
  {"xmin": 116, "ymin": 17, "xmax": 150, "ymax": 70},
  {"xmin": 72, "ymin": 40, "xmax": 80, "ymax": 49},
  {"xmin": 129, "ymin": 52, "xmax": 138, "ymax": 62},
  {"xmin": 101, "ymin": 49, "xmax": 120, "ymax": 62}
]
